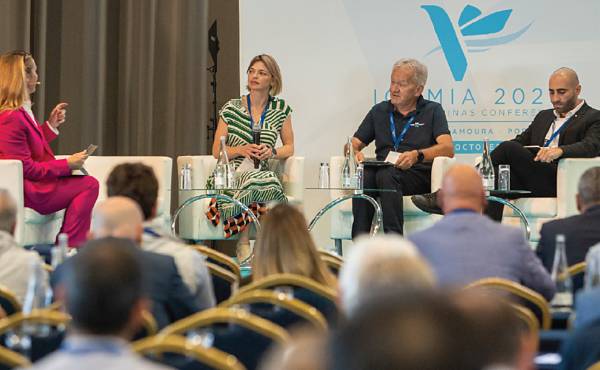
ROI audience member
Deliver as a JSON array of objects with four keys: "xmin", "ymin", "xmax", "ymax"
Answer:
[
  {"xmin": 258, "ymin": 326, "xmax": 328, "ymax": 370},
  {"xmin": 329, "ymin": 291, "xmax": 481, "ymax": 370},
  {"xmin": 252, "ymin": 203, "xmax": 336, "ymax": 287},
  {"xmin": 106, "ymin": 162, "xmax": 215, "ymax": 309},
  {"xmin": 409, "ymin": 164, "xmax": 555, "ymax": 300},
  {"xmin": 24, "ymin": 237, "xmax": 173, "ymax": 369},
  {"xmin": 537, "ymin": 166, "xmax": 600, "ymax": 291},
  {"xmin": 0, "ymin": 188, "xmax": 48, "ymax": 303},
  {"xmin": 558, "ymin": 317, "xmax": 600, "ymax": 370},
  {"xmin": 86, "ymin": 196, "xmax": 199, "ymax": 328},
  {"xmin": 338, "ymin": 234, "xmax": 435, "ymax": 317}
]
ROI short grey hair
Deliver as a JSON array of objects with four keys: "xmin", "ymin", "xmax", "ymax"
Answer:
[
  {"xmin": 339, "ymin": 235, "xmax": 436, "ymax": 317},
  {"xmin": 578, "ymin": 167, "xmax": 600, "ymax": 205},
  {"xmin": 393, "ymin": 58, "xmax": 428, "ymax": 86},
  {"xmin": 0, "ymin": 189, "xmax": 17, "ymax": 233}
]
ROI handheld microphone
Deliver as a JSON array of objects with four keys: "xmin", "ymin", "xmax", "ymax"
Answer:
[{"xmin": 252, "ymin": 122, "xmax": 261, "ymax": 169}]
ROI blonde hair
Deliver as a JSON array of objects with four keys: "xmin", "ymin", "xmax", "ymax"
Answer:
[
  {"xmin": 246, "ymin": 54, "xmax": 283, "ymax": 96},
  {"xmin": 0, "ymin": 51, "xmax": 30, "ymax": 112},
  {"xmin": 252, "ymin": 203, "xmax": 336, "ymax": 287}
]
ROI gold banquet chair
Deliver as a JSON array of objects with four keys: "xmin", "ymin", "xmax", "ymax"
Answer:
[
  {"xmin": 194, "ymin": 246, "xmax": 242, "ymax": 281},
  {"xmin": 161, "ymin": 307, "xmax": 289, "ymax": 370},
  {"xmin": 221, "ymin": 289, "xmax": 327, "ymax": 331},
  {"xmin": 0, "ymin": 345, "xmax": 30, "ymax": 369},
  {"xmin": 319, "ymin": 251, "xmax": 344, "ymax": 276},
  {"xmin": 237, "ymin": 273, "xmax": 339, "ymax": 324},
  {"xmin": 465, "ymin": 278, "xmax": 551, "ymax": 330},
  {"xmin": 133, "ymin": 334, "xmax": 245, "ymax": 370},
  {"xmin": 0, "ymin": 286, "xmax": 21, "ymax": 317},
  {"xmin": 207, "ymin": 262, "xmax": 240, "ymax": 304},
  {"xmin": 588, "ymin": 360, "xmax": 600, "ymax": 370},
  {"xmin": 510, "ymin": 303, "xmax": 539, "ymax": 336}
]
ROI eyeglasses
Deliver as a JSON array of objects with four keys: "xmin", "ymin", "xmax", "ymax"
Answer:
[{"xmin": 247, "ymin": 68, "xmax": 271, "ymax": 78}]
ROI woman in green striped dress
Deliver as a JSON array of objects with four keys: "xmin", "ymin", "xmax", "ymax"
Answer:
[{"xmin": 207, "ymin": 54, "xmax": 294, "ymax": 238}]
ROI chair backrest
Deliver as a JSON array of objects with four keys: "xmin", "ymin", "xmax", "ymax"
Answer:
[
  {"xmin": 0, "ymin": 309, "xmax": 70, "ymax": 362},
  {"xmin": 207, "ymin": 262, "xmax": 240, "ymax": 304},
  {"xmin": 318, "ymin": 251, "xmax": 343, "ymax": 276},
  {"xmin": 161, "ymin": 307, "xmax": 289, "ymax": 370},
  {"xmin": 464, "ymin": 278, "xmax": 551, "ymax": 330},
  {"xmin": 194, "ymin": 246, "xmax": 241, "ymax": 280},
  {"xmin": 132, "ymin": 310, "xmax": 159, "ymax": 341},
  {"xmin": 0, "ymin": 345, "xmax": 30, "ymax": 369},
  {"xmin": 589, "ymin": 360, "xmax": 600, "ymax": 370},
  {"xmin": 510, "ymin": 303, "xmax": 539, "ymax": 336},
  {"xmin": 0, "ymin": 286, "xmax": 21, "ymax": 317},
  {"xmin": 0, "ymin": 160, "xmax": 24, "ymax": 244},
  {"xmin": 222, "ymin": 289, "xmax": 327, "ymax": 331},
  {"xmin": 133, "ymin": 334, "xmax": 246, "ymax": 370}
]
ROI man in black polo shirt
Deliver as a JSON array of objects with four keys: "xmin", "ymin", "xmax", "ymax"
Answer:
[{"xmin": 350, "ymin": 58, "xmax": 454, "ymax": 237}]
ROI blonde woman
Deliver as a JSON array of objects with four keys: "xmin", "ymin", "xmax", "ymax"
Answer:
[
  {"xmin": 252, "ymin": 203, "xmax": 336, "ymax": 287},
  {"xmin": 207, "ymin": 54, "xmax": 294, "ymax": 238},
  {"xmin": 0, "ymin": 51, "xmax": 98, "ymax": 247}
]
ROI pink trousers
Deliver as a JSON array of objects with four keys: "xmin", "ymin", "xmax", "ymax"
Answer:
[{"xmin": 25, "ymin": 175, "xmax": 99, "ymax": 247}]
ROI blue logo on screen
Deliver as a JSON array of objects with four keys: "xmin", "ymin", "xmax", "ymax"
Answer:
[{"xmin": 422, "ymin": 4, "xmax": 533, "ymax": 81}]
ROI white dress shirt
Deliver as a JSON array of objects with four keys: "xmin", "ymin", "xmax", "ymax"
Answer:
[
  {"xmin": 20, "ymin": 334, "xmax": 174, "ymax": 370},
  {"xmin": 22, "ymin": 100, "xmax": 59, "ymax": 134},
  {"xmin": 544, "ymin": 100, "xmax": 585, "ymax": 148},
  {"xmin": 0, "ymin": 230, "xmax": 48, "ymax": 304}
]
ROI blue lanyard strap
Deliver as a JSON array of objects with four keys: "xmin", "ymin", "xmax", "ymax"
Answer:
[
  {"xmin": 543, "ymin": 116, "xmax": 573, "ymax": 147},
  {"xmin": 61, "ymin": 341, "xmax": 124, "ymax": 356},
  {"xmin": 247, "ymin": 95, "xmax": 270, "ymax": 130},
  {"xmin": 389, "ymin": 112, "xmax": 416, "ymax": 151},
  {"xmin": 143, "ymin": 227, "xmax": 161, "ymax": 238}
]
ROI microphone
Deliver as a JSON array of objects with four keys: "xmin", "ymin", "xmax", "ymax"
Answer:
[{"xmin": 252, "ymin": 122, "xmax": 261, "ymax": 169}]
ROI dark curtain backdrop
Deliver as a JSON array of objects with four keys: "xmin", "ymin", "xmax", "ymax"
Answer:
[{"xmin": 0, "ymin": 0, "xmax": 240, "ymax": 208}]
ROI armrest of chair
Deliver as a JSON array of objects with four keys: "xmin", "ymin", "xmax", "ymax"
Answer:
[
  {"xmin": 0, "ymin": 160, "xmax": 24, "ymax": 243},
  {"xmin": 557, "ymin": 157, "xmax": 600, "ymax": 217},
  {"xmin": 268, "ymin": 156, "xmax": 304, "ymax": 204},
  {"xmin": 430, "ymin": 156, "xmax": 456, "ymax": 192}
]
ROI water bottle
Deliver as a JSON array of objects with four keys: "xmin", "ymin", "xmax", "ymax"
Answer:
[
  {"xmin": 550, "ymin": 234, "xmax": 573, "ymax": 308},
  {"xmin": 480, "ymin": 138, "xmax": 495, "ymax": 191},
  {"xmin": 319, "ymin": 162, "xmax": 330, "ymax": 188},
  {"xmin": 51, "ymin": 233, "xmax": 68, "ymax": 269},
  {"xmin": 180, "ymin": 163, "xmax": 192, "ymax": 190},
  {"xmin": 226, "ymin": 164, "xmax": 236, "ymax": 189},
  {"xmin": 355, "ymin": 163, "xmax": 364, "ymax": 194},
  {"xmin": 341, "ymin": 137, "xmax": 355, "ymax": 188},
  {"xmin": 213, "ymin": 136, "xmax": 228, "ymax": 189}
]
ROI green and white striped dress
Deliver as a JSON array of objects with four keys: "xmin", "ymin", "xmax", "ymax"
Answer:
[{"xmin": 207, "ymin": 96, "xmax": 291, "ymax": 236}]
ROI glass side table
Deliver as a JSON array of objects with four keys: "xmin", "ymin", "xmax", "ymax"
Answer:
[
  {"xmin": 172, "ymin": 188, "xmax": 261, "ymax": 267},
  {"xmin": 487, "ymin": 189, "xmax": 532, "ymax": 241},
  {"xmin": 305, "ymin": 187, "xmax": 397, "ymax": 255}
]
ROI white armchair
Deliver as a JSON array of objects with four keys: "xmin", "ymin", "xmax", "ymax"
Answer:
[
  {"xmin": 0, "ymin": 160, "xmax": 26, "ymax": 244},
  {"xmin": 176, "ymin": 156, "xmax": 304, "ymax": 241},
  {"xmin": 501, "ymin": 157, "xmax": 600, "ymax": 242},
  {"xmin": 329, "ymin": 156, "xmax": 456, "ymax": 247},
  {"xmin": 7, "ymin": 156, "xmax": 172, "ymax": 246}
]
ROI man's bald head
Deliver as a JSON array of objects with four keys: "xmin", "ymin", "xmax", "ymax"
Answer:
[
  {"xmin": 90, "ymin": 196, "xmax": 144, "ymax": 242},
  {"xmin": 439, "ymin": 164, "xmax": 486, "ymax": 214},
  {"xmin": 551, "ymin": 67, "xmax": 580, "ymax": 87}
]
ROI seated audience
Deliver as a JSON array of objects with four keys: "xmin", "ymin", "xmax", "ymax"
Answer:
[
  {"xmin": 106, "ymin": 162, "xmax": 215, "ymax": 309},
  {"xmin": 409, "ymin": 164, "xmax": 555, "ymax": 300},
  {"xmin": 24, "ymin": 237, "xmax": 173, "ymax": 369},
  {"xmin": 558, "ymin": 316, "xmax": 600, "ymax": 370},
  {"xmin": 0, "ymin": 188, "xmax": 48, "ymax": 303},
  {"xmin": 259, "ymin": 326, "xmax": 328, "ymax": 370},
  {"xmin": 537, "ymin": 166, "xmax": 600, "ymax": 291},
  {"xmin": 82, "ymin": 196, "xmax": 199, "ymax": 328},
  {"xmin": 252, "ymin": 203, "xmax": 336, "ymax": 287},
  {"xmin": 338, "ymin": 234, "xmax": 435, "ymax": 317}
]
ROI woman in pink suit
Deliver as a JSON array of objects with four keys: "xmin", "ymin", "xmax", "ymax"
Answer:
[{"xmin": 0, "ymin": 51, "xmax": 98, "ymax": 247}]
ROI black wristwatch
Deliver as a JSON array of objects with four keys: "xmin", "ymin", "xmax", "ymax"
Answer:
[
  {"xmin": 416, "ymin": 150, "xmax": 425, "ymax": 163},
  {"xmin": 271, "ymin": 147, "xmax": 277, "ymax": 158}
]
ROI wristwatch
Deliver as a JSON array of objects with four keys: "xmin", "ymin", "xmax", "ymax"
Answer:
[
  {"xmin": 271, "ymin": 147, "xmax": 278, "ymax": 158},
  {"xmin": 416, "ymin": 150, "xmax": 425, "ymax": 163}
]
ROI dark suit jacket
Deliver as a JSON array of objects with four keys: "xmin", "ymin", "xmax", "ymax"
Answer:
[
  {"xmin": 536, "ymin": 205, "xmax": 600, "ymax": 291},
  {"xmin": 512, "ymin": 103, "xmax": 600, "ymax": 157},
  {"xmin": 52, "ymin": 249, "xmax": 199, "ymax": 329},
  {"xmin": 559, "ymin": 317, "xmax": 600, "ymax": 370}
]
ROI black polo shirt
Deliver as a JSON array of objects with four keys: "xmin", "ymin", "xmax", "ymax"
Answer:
[{"xmin": 353, "ymin": 95, "xmax": 450, "ymax": 170}]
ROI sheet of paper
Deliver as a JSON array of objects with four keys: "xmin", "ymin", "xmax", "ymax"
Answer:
[
  {"xmin": 237, "ymin": 157, "xmax": 257, "ymax": 172},
  {"xmin": 385, "ymin": 151, "xmax": 400, "ymax": 164}
]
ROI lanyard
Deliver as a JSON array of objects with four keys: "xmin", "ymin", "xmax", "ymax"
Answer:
[
  {"xmin": 389, "ymin": 112, "xmax": 415, "ymax": 151},
  {"xmin": 143, "ymin": 227, "xmax": 161, "ymax": 239},
  {"xmin": 543, "ymin": 116, "xmax": 573, "ymax": 147},
  {"xmin": 247, "ymin": 95, "xmax": 270, "ymax": 130},
  {"xmin": 61, "ymin": 341, "xmax": 124, "ymax": 355}
]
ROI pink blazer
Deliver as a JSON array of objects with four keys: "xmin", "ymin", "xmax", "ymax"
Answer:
[{"xmin": 0, "ymin": 108, "xmax": 71, "ymax": 207}]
